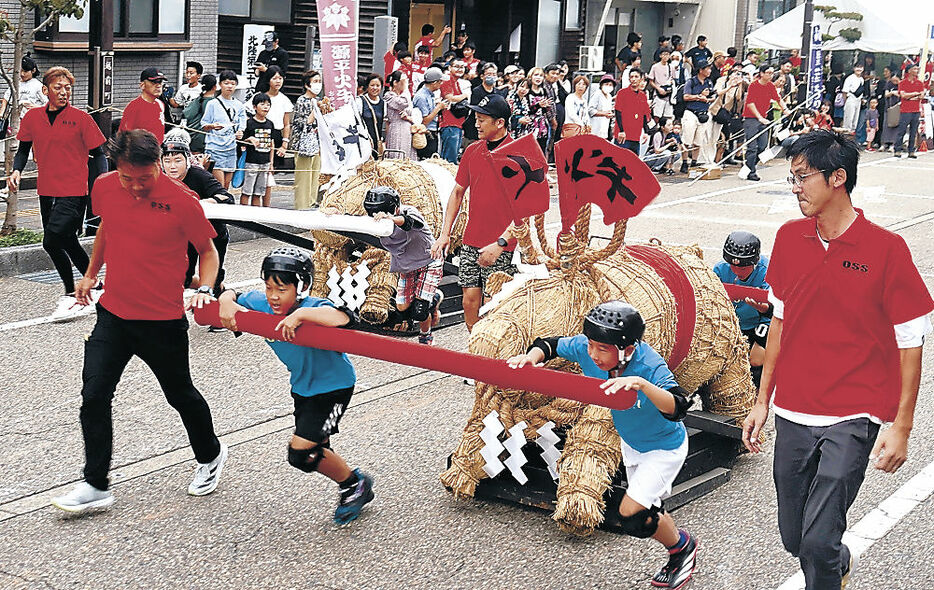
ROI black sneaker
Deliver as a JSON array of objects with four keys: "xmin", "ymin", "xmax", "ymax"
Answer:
[
  {"xmin": 907, "ymin": 153, "xmax": 918, "ymax": 159},
  {"xmin": 334, "ymin": 469, "xmax": 374, "ymax": 525},
  {"xmin": 679, "ymin": 162, "xmax": 689, "ymax": 173},
  {"xmin": 746, "ymin": 173, "xmax": 761, "ymax": 181},
  {"xmin": 651, "ymin": 531, "xmax": 698, "ymax": 589}
]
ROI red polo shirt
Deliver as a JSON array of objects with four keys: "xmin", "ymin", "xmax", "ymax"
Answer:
[
  {"xmin": 613, "ymin": 87, "xmax": 650, "ymax": 139},
  {"xmin": 743, "ymin": 79, "xmax": 780, "ymax": 119},
  {"xmin": 119, "ymin": 95, "xmax": 166, "ymax": 143},
  {"xmin": 18, "ymin": 104, "xmax": 106, "ymax": 197},
  {"xmin": 898, "ymin": 78, "xmax": 925, "ymax": 113},
  {"xmin": 456, "ymin": 135, "xmax": 516, "ymax": 250},
  {"xmin": 766, "ymin": 210, "xmax": 933, "ymax": 421},
  {"xmin": 93, "ymin": 171, "xmax": 216, "ymax": 321},
  {"xmin": 440, "ymin": 78, "xmax": 467, "ymax": 128}
]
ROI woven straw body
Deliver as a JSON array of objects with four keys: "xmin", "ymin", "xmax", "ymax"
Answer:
[
  {"xmin": 440, "ymin": 215, "xmax": 755, "ymax": 535},
  {"xmin": 308, "ymin": 159, "xmax": 467, "ymax": 325}
]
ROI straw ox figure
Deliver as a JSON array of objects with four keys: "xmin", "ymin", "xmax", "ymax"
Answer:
[{"xmin": 440, "ymin": 151, "xmax": 757, "ymax": 535}]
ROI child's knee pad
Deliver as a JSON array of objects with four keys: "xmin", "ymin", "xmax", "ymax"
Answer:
[
  {"xmin": 287, "ymin": 441, "xmax": 330, "ymax": 473},
  {"xmin": 410, "ymin": 298, "xmax": 431, "ymax": 322},
  {"xmin": 618, "ymin": 505, "xmax": 662, "ymax": 538}
]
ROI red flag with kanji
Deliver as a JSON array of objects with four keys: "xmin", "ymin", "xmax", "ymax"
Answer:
[
  {"xmin": 554, "ymin": 134, "xmax": 661, "ymax": 233},
  {"xmin": 489, "ymin": 133, "xmax": 551, "ymax": 223}
]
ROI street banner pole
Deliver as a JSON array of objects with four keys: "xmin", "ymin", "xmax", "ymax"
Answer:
[
  {"xmin": 806, "ymin": 24, "xmax": 823, "ymax": 110},
  {"xmin": 316, "ymin": 0, "xmax": 360, "ymax": 110}
]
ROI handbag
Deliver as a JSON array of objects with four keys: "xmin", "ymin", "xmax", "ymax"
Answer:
[
  {"xmin": 886, "ymin": 103, "xmax": 901, "ymax": 128},
  {"xmin": 363, "ymin": 97, "xmax": 385, "ymax": 157},
  {"xmin": 713, "ymin": 106, "xmax": 732, "ymax": 125},
  {"xmin": 231, "ymin": 150, "xmax": 246, "ymax": 189},
  {"xmin": 412, "ymin": 129, "xmax": 427, "ymax": 150}
]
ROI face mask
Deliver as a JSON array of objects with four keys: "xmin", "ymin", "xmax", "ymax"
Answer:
[
  {"xmin": 309, "ymin": 82, "xmax": 323, "ymax": 94},
  {"xmin": 602, "ymin": 85, "xmax": 614, "ymax": 95},
  {"xmin": 484, "ymin": 76, "xmax": 496, "ymax": 86}
]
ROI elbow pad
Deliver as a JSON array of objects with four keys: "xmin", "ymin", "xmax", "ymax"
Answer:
[
  {"xmin": 528, "ymin": 337, "xmax": 561, "ymax": 361},
  {"xmin": 663, "ymin": 386, "xmax": 693, "ymax": 422},
  {"xmin": 334, "ymin": 305, "xmax": 359, "ymax": 328}
]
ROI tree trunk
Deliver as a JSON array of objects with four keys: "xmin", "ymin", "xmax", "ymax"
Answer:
[{"xmin": 1, "ymin": 4, "xmax": 27, "ymax": 235}]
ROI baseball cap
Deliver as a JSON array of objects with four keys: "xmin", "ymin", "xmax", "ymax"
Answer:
[
  {"xmin": 467, "ymin": 94, "xmax": 511, "ymax": 121},
  {"xmin": 504, "ymin": 65, "xmax": 520, "ymax": 76},
  {"xmin": 140, "ymin": 67, "xmax": 167, "ymax": 82},
  {"xmin": 695, "ymin": 59, "xmax": 712, "ymax": 70},
  {"xmin": 423, "ymin": 67, "xmax": 443, "ymax": 83}
]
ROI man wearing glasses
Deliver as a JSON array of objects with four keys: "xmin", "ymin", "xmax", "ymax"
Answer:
[
  {"xmin": 439, "ymin": 60, "xmax": 471, "ymax": 163},
  {"xmin": 743, "ymin": 130, "xmax": 933, "ymax": 589}
]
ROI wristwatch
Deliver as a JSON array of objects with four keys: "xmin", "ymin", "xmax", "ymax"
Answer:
[
  {"xmin": 496, "ymin": 237, "xmax": 509, "ymax": 248},
  {"xmin": 197, "ymin": 285, "xmax": 215, "ymax": 297}
]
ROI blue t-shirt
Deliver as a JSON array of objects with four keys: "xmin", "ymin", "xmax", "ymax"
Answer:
[
  {"xmin": 239, "ymin": 291, "xmax": 357, "ymax": 396},
  {"xmin": 685, "ymin": 76, "xmax": 714, "ymax": 113},
  {"xmin": 713, "ymin": 256, "xmax": 771, "ymax": 331},
  {"xmin": 555, "ymin": 335, "xmax": 686, "ymax": 452}
]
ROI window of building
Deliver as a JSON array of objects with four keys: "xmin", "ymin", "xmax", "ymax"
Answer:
[
  {"xmin": 564, "ymin": 0, "xmax": 581, "ymax": 30},
  {"xmin": 219, "ymin": 0, "xmax": 292, "ymax": 23},
  {"xmin": 46, "ymin": 0, "xmax": 188, "ymax": 40}
]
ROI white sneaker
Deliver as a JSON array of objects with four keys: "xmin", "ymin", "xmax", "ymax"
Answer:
[
  {"xmin": 51, "ymin": 482, "xmax": 114, "ymax": 513},
  {"xmin": 50, "ymin": 295, "xmax": 87, "ymax": 323},
  {"xmin": 188, "ymin": 443, "xmax": 227, "ymax": 496}
]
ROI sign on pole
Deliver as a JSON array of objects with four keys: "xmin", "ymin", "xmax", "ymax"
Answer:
[
  {"xmin": 242, "ymin": 23, "xmax": 274, "ymax": 96},
  {"xmin": 317, "ymin": 0, "xmax": 360, "ymax": 109},
  {"xmin": 806, "ymin": 24, "xmax": 823, "ymax": 109}
]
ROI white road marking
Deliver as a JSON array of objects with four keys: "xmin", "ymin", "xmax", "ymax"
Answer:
[
  {"xmin": 776, "ymin": 460, "xmax": 934, "ymax": 590},
  {"xmin": 638, "ymin": 210, "xmax": 788, "ymax": 229},
  {"xmin": 885, "ymin": 192, "xmax": 934, "ymax": 201},
  {"xmin": 0, "ymin": 279, "xmax": 264, "ymax": 333},
  {"xmin": 886, "ymin": 211, "xmax": 934, "ymax": 232},
  {"xmin": 873, "ymin": 164, "xmax": 934, "ymax": 171}
]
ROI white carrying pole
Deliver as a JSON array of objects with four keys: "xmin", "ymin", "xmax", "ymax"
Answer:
[{"xmin": 201, "ymin": 203, "xmax": 395, "ymax": 237}]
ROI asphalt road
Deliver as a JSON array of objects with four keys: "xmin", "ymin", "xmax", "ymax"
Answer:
[{"xmin": 1, "ymin": 150, "xmax": 933, "ymax": 590}]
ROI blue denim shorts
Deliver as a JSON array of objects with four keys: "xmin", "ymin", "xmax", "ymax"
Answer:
[{"xmin": 209, "ymin": 148, "xmax": 237, "ymax": 172}]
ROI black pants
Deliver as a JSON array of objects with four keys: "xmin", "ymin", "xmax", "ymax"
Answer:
[
  {"xmin": 39, "ymin": 196, "xmax": 90, "ymax": 294},
  {"xmin": 185, "ymin": 220, "xmax": 229, "ymax": 291},
  {"xmin": 80, "ymin": 305, "xmax": 221, "ymax": 490},
  {"xmin": 773, "ymin": 415, "xmax": 880, "ymax": 590},
  {"xmin": 894, "ymin": 111, "xmax": 921, "ymax": 155},
  {"xmin": 743, "ymin": 119, "xmax": 768, "ymax": 174}
]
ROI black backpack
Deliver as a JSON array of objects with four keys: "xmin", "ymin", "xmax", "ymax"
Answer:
[{"xmin": 673, "ymin": 66, "xmax": 688, "ymax": 119}]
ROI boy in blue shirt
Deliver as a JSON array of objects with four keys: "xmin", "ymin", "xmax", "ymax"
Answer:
[
  {"xmin": 713, "ymin": 230, "xmax": 772, "ymax": 384},
  {"xmin": 507, "ymin": 301, "xmax": 698, "ymax": 590},
  {"xmin": 217, "ymin": 247, "xmax": 374, "ymax": 524},
  {"xmin": 363, "ymin": 186, "xmax": 443, "ymax": 344}
]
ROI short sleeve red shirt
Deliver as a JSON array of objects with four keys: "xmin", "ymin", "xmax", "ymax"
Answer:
[
  {"xmin": 766, "ymin": 210, "xmax": 934, "ymax": 421},
  {"xmin": 742, "ymin": 80, "xmax": 780, "ymax": 119},
  {"xmin": 440, "ymin": 78, "xmax": 467, "ymax": 128},
  {"xmin": 119, "ymin": 96, "xmax": 166, "ymax": 143},
  {"xmin": 93, "ymin": 171, "xmax": 216, "ymax": 321},
  {"xmin": 455, "ymin": 136, "xmax": 516, "ymax": 250},
  {"xmin": 613, "ymin": 87, "xmax": 651, "ymax": 138},
  {"xmin": 898, "ymin": 78, "xmax": 925, "ymax": 113},
  {"xmin": 17, "ymin": 105, "xmax": 106, "ymax": 197}
]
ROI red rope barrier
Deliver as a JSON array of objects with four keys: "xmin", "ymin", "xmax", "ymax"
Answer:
[{"xmin": 192, "ymin": 303, "xmax": 637, "ymax": 411}]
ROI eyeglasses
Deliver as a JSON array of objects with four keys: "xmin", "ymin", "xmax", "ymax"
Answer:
[{"xmin": 786, "ymin": 170, "xmax": 827, "ymax": 187}]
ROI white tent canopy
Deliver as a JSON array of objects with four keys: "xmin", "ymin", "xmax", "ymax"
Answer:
[{"xmin": 746, "ymin": 0, "xmax": 934, "ymax": 54}]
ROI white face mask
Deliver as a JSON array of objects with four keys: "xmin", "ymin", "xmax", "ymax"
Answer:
[
  {"xmin": 602, "ymin": 85, "xmax": 614, "ymax": 95},
  {"xmin": 310, "ymin": 82, "xmax": 323, "ymax": 94}
]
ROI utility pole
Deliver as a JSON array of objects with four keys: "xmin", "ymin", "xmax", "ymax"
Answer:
[
  {"xmin": 800, "ymin": 0, "xmax": 813, "ymax": 72},
  {"xmin": 88, "ymin": 0, "xmax": 114, "ymax": 139}
]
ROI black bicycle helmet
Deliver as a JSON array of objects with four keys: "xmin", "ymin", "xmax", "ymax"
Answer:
[
  {"xmin": 723, "ymin": 231, "xmax": 761, "ymax": 267},
  {"xmin": 582, "ymin": 301, "xmax": 646, "ymax": 349},
  {"xmin": 261, "ymin": 247, "xmax": 314, "ymax": 289},
  {"xmin": 363, "ymin": 186, "xmax": 401, "ymax": 217}
]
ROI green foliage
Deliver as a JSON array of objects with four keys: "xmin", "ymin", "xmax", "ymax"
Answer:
[
  {"xmin": 0, "ymin": 228, "xmax": 42, "ymax": 247},
  {"xmin": 814, "ymin": 5, "xmax": 837, "ymax": 13},
  {"xmin": 822, "ymin": 34, "xmax": 836, "ymax": 42},
  {"xmin": 838, "ymin": 28, "xmax": 862, "ymax": 42}
]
